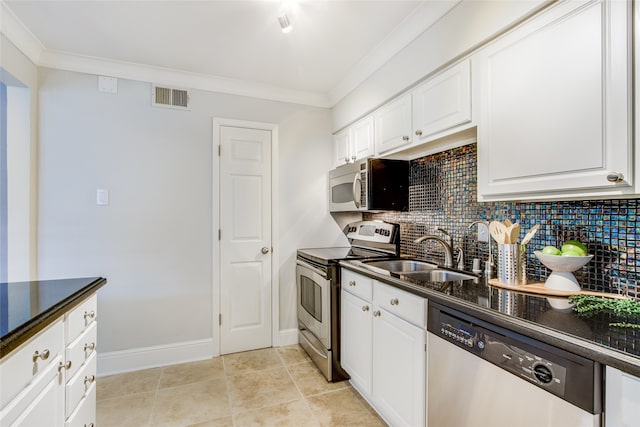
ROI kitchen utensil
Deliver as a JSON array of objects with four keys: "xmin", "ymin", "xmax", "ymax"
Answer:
[
  {"xmin": 489, "ymin": 221, "xmax": 508, "ymax": 244},
  {"xmin": 498, "ymin": 244, "xmax": 522, "ymax": 285},
  {"xmin": 509, "ymin": 223, "xmax": 521, "ymax": 244},
  {"xmin": 503, "ymin": 219, "xmax": 513, "ymax": 227},
  {"xmin": 520, "ymin": 225, "xmax": 539, "ymax": 246}
]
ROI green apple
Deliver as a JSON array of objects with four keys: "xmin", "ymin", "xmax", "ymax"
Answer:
[
  {"xmin": 561, "ymin": 250, "xmax": 584, "ymax": 257},
  {"xmin": 561, "ymin": 240, "xmax": 588, "ymax": 256},
  {"xmin": 541, "ymin": 246, "xmax": 562, "ymax": 256}
]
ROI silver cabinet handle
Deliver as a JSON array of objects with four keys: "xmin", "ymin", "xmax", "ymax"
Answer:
[
  {"xmin": 349, "ymin": 281, "xmax": 356, "ymax": 286},
  {"xmin": 390, "ymin": 298, "xmax": 399, "ymax": 306},
  {"xmin": 373, "ymin": 310, "xmax": 381, "ymax": 317},
  {"xmin": 84, "ymin": 310, "xmax": 96, "ymax": 320},
  {"xmin": 607, "ymin": 172, "xmax": 624, "ymax": 183},
  {"xmin": 362, "ymin": 306, "xmax": 369, "ymax": 312},
  {"xmin": 58, "ymin": 360, "xmax": 72, "ymax": 372},
  {"xmin": 84, "ymin": 375, "xmax": 96, "ymax": 385},
  {"xmin": 415, "ymin": 130, "xmax": 423, "ymax": 136},
  {"xmin": 84, "ymin": 423, "xmax": 95, "ymax": 427},
  {"xmin": 84, "ymin": 342, "xmax": 96, "ymax": 352},
  {"xmin": 32, "ymin": 349, "xmax": 50, "ymax": 362},
  {"xmin": 344, "ymin": 158, "xmax": 349, "ymax": 164},
  {"xmin": 261, "ymin": 247, "xmax": 270, "ymax": 254},
  {"xmin": 352, "ymin": 173, "xmax": 362, "ymax": 209},
  {"xmin": 402, "ymin": 135, "xmax": 410, "ymax": 141}
]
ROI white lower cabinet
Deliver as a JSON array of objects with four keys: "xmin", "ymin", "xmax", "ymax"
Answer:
[
  {"xmin": 341, "ymin": 269, "xmax": 426, "ymax": 427},
  {"xmin": 0, "ymin": 293, "xmax": 98, "ymax": 427},
  {"xmin": 605, "ymin": 366, "xmax": 640, "ymax": 427}
]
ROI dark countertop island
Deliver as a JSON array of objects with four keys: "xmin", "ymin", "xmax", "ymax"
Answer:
[
  {"xmin": 0, "ymin": 277, "xmax": 107, "ymax": 358},
  {"xmin": 340, "ymin": 260, "xmax": 640, "ymax": 378}
]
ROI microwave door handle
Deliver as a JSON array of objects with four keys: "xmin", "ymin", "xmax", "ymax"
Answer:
[{"xmin": 352, "ymin": 173, "xmax": 361, "ymax": 208}]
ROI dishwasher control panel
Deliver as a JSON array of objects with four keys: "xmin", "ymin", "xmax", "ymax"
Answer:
[
  {"xmin": 428, "ymin": 302, "xmax": 601, "ymax": 414},
  {"xmin": 437, "ymin": 314, "xmax": 567, "ymax": 396}
]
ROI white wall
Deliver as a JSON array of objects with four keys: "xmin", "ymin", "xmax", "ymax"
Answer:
[
  {"xmin": 0, "ymin": 34, "xmax": 38, "ymax": 280},
  {"xmin": 332, "ymin": 0, "xmax": 549, "ymax": 131},
  {"xmin": 37, "ymin": 68, "xmax": 343, "ymax": 372}
]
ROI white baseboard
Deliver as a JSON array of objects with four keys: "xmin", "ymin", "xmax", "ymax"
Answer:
[
  {"xmin": 98, "ymin": 330, "xmax": 299, "ymax": 377},
  {"xmin": 97, "ymin": 338, "xmax": 215, "ymax": 377},
  {"xmin": 275, "ymin": 328, "xmax": 299, "ymax": 347}
]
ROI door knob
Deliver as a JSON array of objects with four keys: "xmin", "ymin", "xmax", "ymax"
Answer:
[{"xmin": 261, "ymin": 247, "xmax": 270, "ymax": 254}]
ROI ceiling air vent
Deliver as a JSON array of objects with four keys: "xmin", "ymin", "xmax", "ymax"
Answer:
[{"xmin": 152, "ymin": 84, "xmax": 190, "ymax": 110}]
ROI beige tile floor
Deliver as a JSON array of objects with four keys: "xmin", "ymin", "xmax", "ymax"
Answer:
[{"xmin": 96, "ymin": 345, "xmax": 387, "ymax": 427}]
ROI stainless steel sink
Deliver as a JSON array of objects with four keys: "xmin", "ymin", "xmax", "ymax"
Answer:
[
  {"xmin": 363, "ymin": 259, "xmax": 438, "ymax": 273},
  {"xmin": 402, "ymin": 269, "xmax": 477, "ymax": 283}
]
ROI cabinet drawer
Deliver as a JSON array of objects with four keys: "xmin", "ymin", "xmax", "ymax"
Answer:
[
  {"xmin": 374, "ymin": 282, "xmax": 426, "ymax": 328},
  {"xmin": 65, "ymin": 322, "xmax": 97, "ymax": 381},
  {"xmin": 65, "ymin": 352, "xmax": 96, "ymax": 418},
  {"xmin": 66, "ymin": 295, "xmax": 97, "ymax": 344},
  {"xmin": 342, "ymin": 269, "xmax": 373, "ymax": 301},
  {"xmin": 65, "ymin": 381, "xmax": 95, "ymax": 427},
  {"xmin": 0, "ymin": 319, "xmax": 65, "ymax": 409}
]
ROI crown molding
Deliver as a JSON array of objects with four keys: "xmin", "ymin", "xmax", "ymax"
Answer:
[
  {"xmin": 0, "ymin": 1, "xmax": 45, "ymax": 65},
  {"xmin": 327, "ymin": 0, "xmax": 460, "ymax": 105},
  {"xmin": 38, "ymin": 50, "xmax": 332, "ymax": 108}
]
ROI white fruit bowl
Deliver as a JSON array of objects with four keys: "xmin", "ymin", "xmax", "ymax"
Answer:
[
  {"xmin": 534, "ymin": 251, "xmax": 593, "ymax": 272},
  {"xmin": 534, "ymin": 251, "xmax": 593, "ymax": 311}
]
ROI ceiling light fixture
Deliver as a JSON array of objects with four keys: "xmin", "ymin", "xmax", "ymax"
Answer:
[{"xmin": 278, "ymin": 13, "xmax": 292, "ymax": 34}]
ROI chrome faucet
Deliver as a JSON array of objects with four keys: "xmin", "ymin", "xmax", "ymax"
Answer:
[{"xmin": 415, "ymin": 234, "xmax": 455, "ymax": 268}]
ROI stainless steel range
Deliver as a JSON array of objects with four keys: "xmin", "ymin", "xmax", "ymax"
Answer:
[{"xmin": 296, "ymin": 220, "xmax": 400, "ymax": 381}]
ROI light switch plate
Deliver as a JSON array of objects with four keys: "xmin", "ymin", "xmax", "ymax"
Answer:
[{"xmin": 96, "ymin": 189, "xmax": 109, "ymax": 205}]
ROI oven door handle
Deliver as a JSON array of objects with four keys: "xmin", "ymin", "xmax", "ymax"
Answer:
[{"xmin": 296, "ymin": 260, "xmax": 328, "ymax": 279}]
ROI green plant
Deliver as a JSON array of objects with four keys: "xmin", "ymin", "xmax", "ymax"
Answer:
[{"xmin": 569, "ymin": 295, "xmax": 640, "ymax": 329}]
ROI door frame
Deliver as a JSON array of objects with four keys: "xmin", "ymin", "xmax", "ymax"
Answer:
[{"xmin": 212, "ymin": 117, "xmax": 280, "ymax": 356}]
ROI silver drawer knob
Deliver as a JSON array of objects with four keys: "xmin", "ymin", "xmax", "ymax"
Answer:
[
  {"xmin": 32, "ymin": 349, "xmax": 50, "ymax": 362},
  {"xmin": 373, "ymin": 310, "xmax": 381, "ymax": 317},
  {"xmin": 402, "ymin": 135, "xmax": 410, "ymax": 141},
  {"xmin": 84, "ymin": 342, "xmax": 96, "ymax": 352},
  {"xmin": 390, "ymin": 298, "xmax": 399, "ymax": 306},
  {"xmin": 362, "ymin": 306, "xmax": 369, "ymax": 312},
  {"xmin": 58, "ymin": 360, "xmax": 72, "ymax": 372},
  {"xmin": 349, "ymin": 281, "xmax": 356, "ymax": 286},
  {"xmin": 415, "ymin": 130, "xmax": 423, "ymax": 136},
  {"xmin": 84, "ymin": 375, "xmax": 96, "ymax": 385},
  {"xmin": 261, "ymin": 247, "xmax": 270, "ymax": 254},
  {"xmin": 84, "ymin": 310, "xmax": 96, "ymax": 320},
  {"xmin": 606, "ymin": 172, "xmax": 624, "ymax": 183}
]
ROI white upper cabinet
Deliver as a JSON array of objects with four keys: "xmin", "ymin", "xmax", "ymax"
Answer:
[
  {"xmin": 412, "ymin": 59, "xmax": 472, "ymax": 143},
  {"xmin": 333, "ymin": 116, "xmax": 375, "ymax": 168},
  {"xmin": 475, "ymin": 0, "xmax": 633, "ymax": 200},
  {"xmin": 375, "ymin": 93, "xmax": 413, "ymax": 155}
]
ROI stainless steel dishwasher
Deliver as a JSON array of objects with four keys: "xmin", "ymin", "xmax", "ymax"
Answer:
[{"xmin": 427, "ymin": 302, "xmax": 602, "ymax": 427}]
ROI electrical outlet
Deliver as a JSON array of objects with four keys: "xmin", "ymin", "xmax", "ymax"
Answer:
[{"xmin": 477, "ymin": 223, "xmax": 489, "ymax": 243}]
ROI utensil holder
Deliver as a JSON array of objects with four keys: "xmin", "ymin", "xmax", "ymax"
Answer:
[{"xmin": 498, "ymin": 244, "xmax": 524, "ymax": 285}]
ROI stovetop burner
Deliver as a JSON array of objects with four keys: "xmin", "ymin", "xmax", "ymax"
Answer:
[{"xmin": 297, "ymin": 220, "xmax": 400, "ymax": 266}]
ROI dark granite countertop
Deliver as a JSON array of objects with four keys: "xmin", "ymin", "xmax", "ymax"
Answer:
[
  {"xmin": 340, "ymin": 260, "xmax": 640, "ymax": 378},
  {"xmin": 0, "ymin": 277, "xmax": 107, "ymax": 358}
]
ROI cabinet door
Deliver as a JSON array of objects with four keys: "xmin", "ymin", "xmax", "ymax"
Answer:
[
  {"xmin": 340, "ymin": 289, "xmax": 373, "ymax": 397},
  {"xmin": 375, "ymin": 94, "xmax": 412, "ymax": 155},
  {"xmin": 605, "ymin": 366, "xmax": 640, "ymax": 427},
  {"xmin": 333, "ymin": 128, "xmax": 351, "ymax": 168},
  {"xmin": 372, "ymin": 307, "xmax": 426, "ymax": 427},
  {"xmin": 0, "ymin": 356, "xmax": 65, "ymax": 427},
  {"xmin": 412, "ymin": 59, "xmax": 471, "ymax": 142},
  {"xmin": 351, "ymin": 116, "xmax": 375, "ymax": 161},
  {"xmin": 475, "ymin": 0, "xmax": 632, "ymax": 200}
]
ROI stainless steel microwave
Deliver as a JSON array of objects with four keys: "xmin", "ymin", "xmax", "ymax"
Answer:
[{"xmin": 328, "ymin": 158, "xmax": 409, "ymax": 212}]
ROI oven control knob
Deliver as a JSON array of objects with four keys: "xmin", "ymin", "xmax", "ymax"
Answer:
[
  {"xmin": 477, "ymin": 340, "xmax": 485, "ymax": 350},
  {"xmin": 533, "ymin": 364, "xmax": 553, "ymax": 384}
]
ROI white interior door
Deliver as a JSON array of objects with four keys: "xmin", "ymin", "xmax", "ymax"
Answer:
[{"xmin": 219, "ymin": 125, "xmax": 272, "ymax": 354}]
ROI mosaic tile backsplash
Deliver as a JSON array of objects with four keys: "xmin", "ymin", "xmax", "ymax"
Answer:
[{"xmin": 365, "ymin": 143, "xmax": 639, "ymax": 300}]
